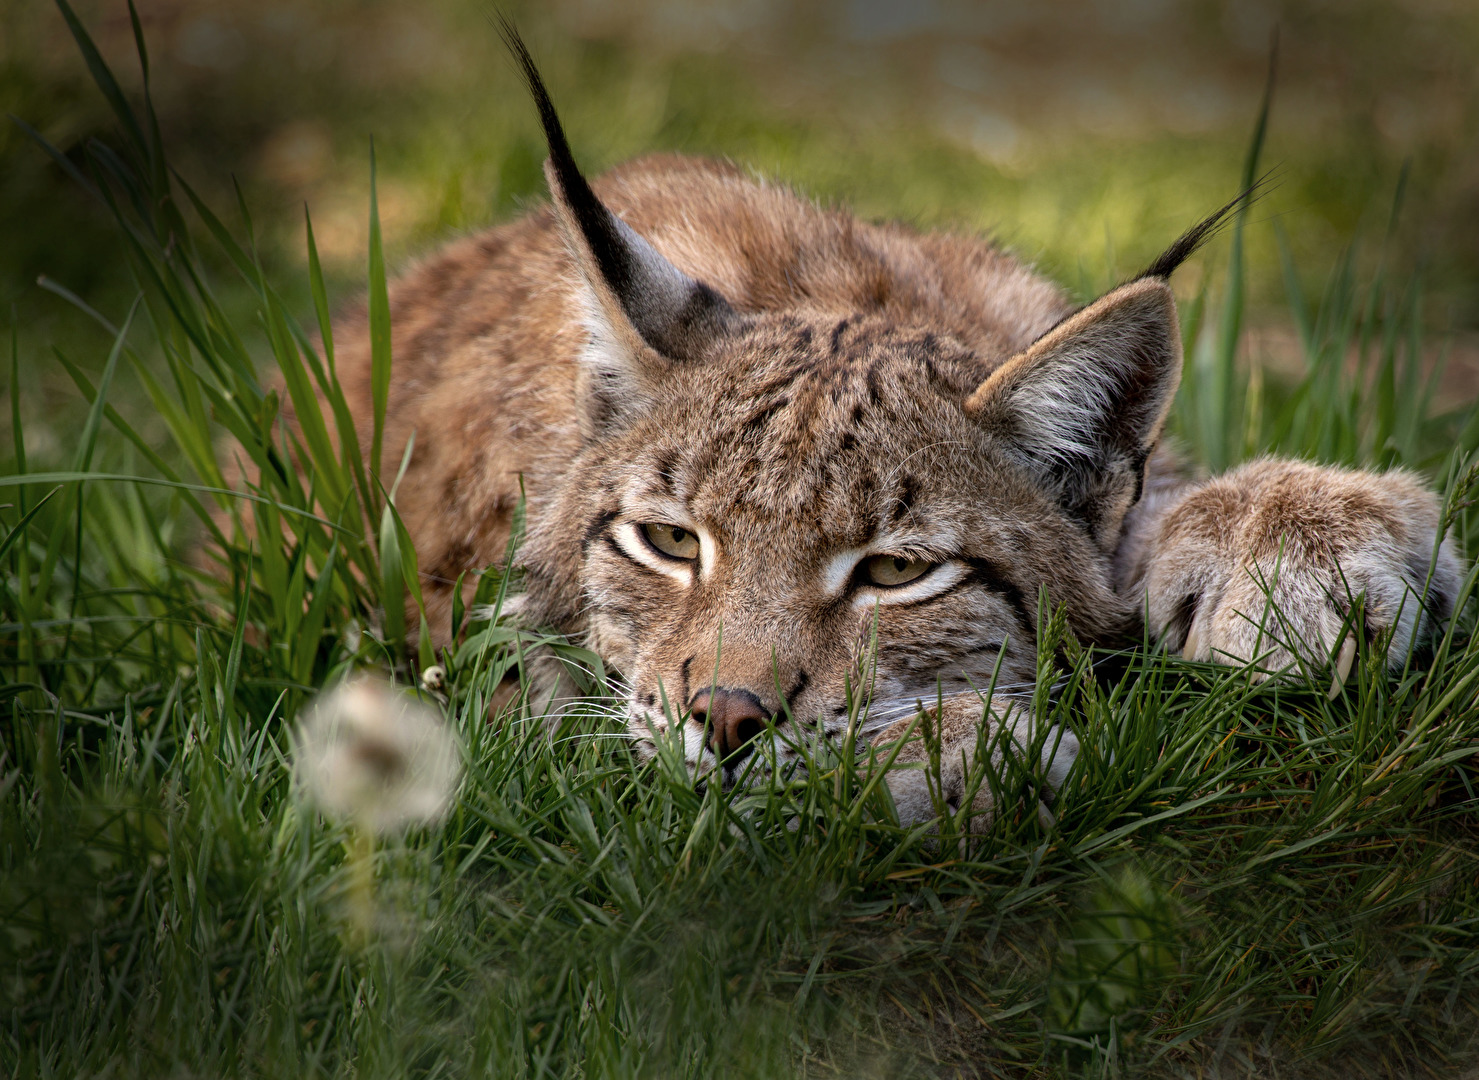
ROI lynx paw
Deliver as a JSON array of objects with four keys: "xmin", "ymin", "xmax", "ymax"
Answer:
[
  {"xmin": 1142, "ymin": 459, "xmax": 1461, "ymax": 682},
  {"xmin": 875, "ymin": 696, "xmax": 1079, "ymax": 828}
]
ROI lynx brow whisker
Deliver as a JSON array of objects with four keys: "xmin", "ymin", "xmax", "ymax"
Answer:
[
  {"xmin": 880, "ymin": 440, "xmax": 971, "ymax": 489},
  {"xmin": 877, "ymin": 440, "xmax": 971, "ymax": 527}
]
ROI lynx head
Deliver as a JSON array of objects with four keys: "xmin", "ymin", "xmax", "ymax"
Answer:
[{"xmin": 506, "ymin": 29, "xmax": 1231, "ymax": 785}]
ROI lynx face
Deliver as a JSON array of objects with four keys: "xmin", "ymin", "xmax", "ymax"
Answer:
[
  {"xmin": 520, "ymin": 258, "xmax": 1191, "ymax": 783},
  {"xmin": 564, "ymin": 315, "xmax": 1132, "ymax": 782},
  {"xmin": 504, "ymin": 33, "xmax": 1205, "ymax": 785}
]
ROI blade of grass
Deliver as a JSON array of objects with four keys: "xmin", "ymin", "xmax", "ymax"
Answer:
[
  {"xmin": 31, "ymin": 298, "xmax": 140, "ymax": 616},
  {"xmin": 367, "ymin": 140, "xmax": 392, "ymax": 513},
  {"xmin": 1206, "ymin": 34, "xmax": 1275, "ymax": 473}
]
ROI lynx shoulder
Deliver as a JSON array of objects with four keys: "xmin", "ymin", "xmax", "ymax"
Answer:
[{"xmin": 314, "ymin": 33, "xmax": 1460, "ymax": 815}]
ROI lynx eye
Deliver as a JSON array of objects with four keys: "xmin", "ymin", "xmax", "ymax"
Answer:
[
  {"xmin": 641, "ymin": 523, "xmax": 700, "ymax": 561},
  {"xmin": 863, "ymin": 554, "xmax": 934, "ymax": 587}
]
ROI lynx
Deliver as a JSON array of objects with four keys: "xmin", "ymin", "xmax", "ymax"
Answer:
[{"xmin": 319, "ymin": 31, "xmax": 1461, "ymax": 826}]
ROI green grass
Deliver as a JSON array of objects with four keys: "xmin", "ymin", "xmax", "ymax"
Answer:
[{"xmin": 4, "ymin": 5, "xmax": 1479, "ymax": 1077}]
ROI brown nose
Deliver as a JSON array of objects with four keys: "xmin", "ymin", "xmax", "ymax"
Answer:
[{"xmin": 689, "ymin": 688, "xmax": 770, "ymax": 763}]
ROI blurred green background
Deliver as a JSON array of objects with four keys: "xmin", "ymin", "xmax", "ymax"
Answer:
[{"xmin": 4, "ymin": 0, "xmax": 1479, "ymax": 458}]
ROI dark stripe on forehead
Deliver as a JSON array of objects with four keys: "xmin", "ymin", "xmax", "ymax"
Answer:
[
  {"xmin": 829, "ymin": 317, "xmax": 852, "ymax": 354},
  {"xmin": 891, "ymin": 474, "xmax": 917, "ymax": 523},
  {"xmin": 962, "ymin": 557, "xmax": 1034, "ymax": 639},
  {"xmin": 920, "ymin": 353, "xmax": 955, "ymax": 396},
  {"xmin": 651, "ymin": 452, "xmax": 678, "ymax": 495}
]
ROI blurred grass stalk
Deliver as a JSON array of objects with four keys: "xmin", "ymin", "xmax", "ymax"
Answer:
[
  {"xmin": 1175, "ymin": 44, "xmax": 1458, "ymax": 489},
  {"xmin": 5, "ymin": 0, "xmax": 425, "ymax": 710},
  {"xmin": 1178, "ymin": 36, "xmax": 1273, "ymax": 477}
]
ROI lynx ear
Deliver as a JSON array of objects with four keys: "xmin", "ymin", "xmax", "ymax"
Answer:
[
  {"xmin": 965, "ymin": 278, "xmax": 1181, "ymax": 550},
  {"xmin": 503, "ymin": 25, "xmax": 736, "ymax": 434}
]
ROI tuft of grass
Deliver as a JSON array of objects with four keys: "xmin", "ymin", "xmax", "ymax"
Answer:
[{"xmin": 2, "ymin": 5, "xmax": 1478, "ymax": 1078}]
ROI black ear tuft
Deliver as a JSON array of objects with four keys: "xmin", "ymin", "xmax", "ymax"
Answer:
[
  {"xmin": 1137, "ymin": 175, "xmax": 1273, "ymax": 282},
  {"xmin": 498, "ymin": 17, "xmax": 735, "ymax": 364},
  {"xmin": 499, "ymin": 18, "xmax": 635, "ymax": 302}
]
